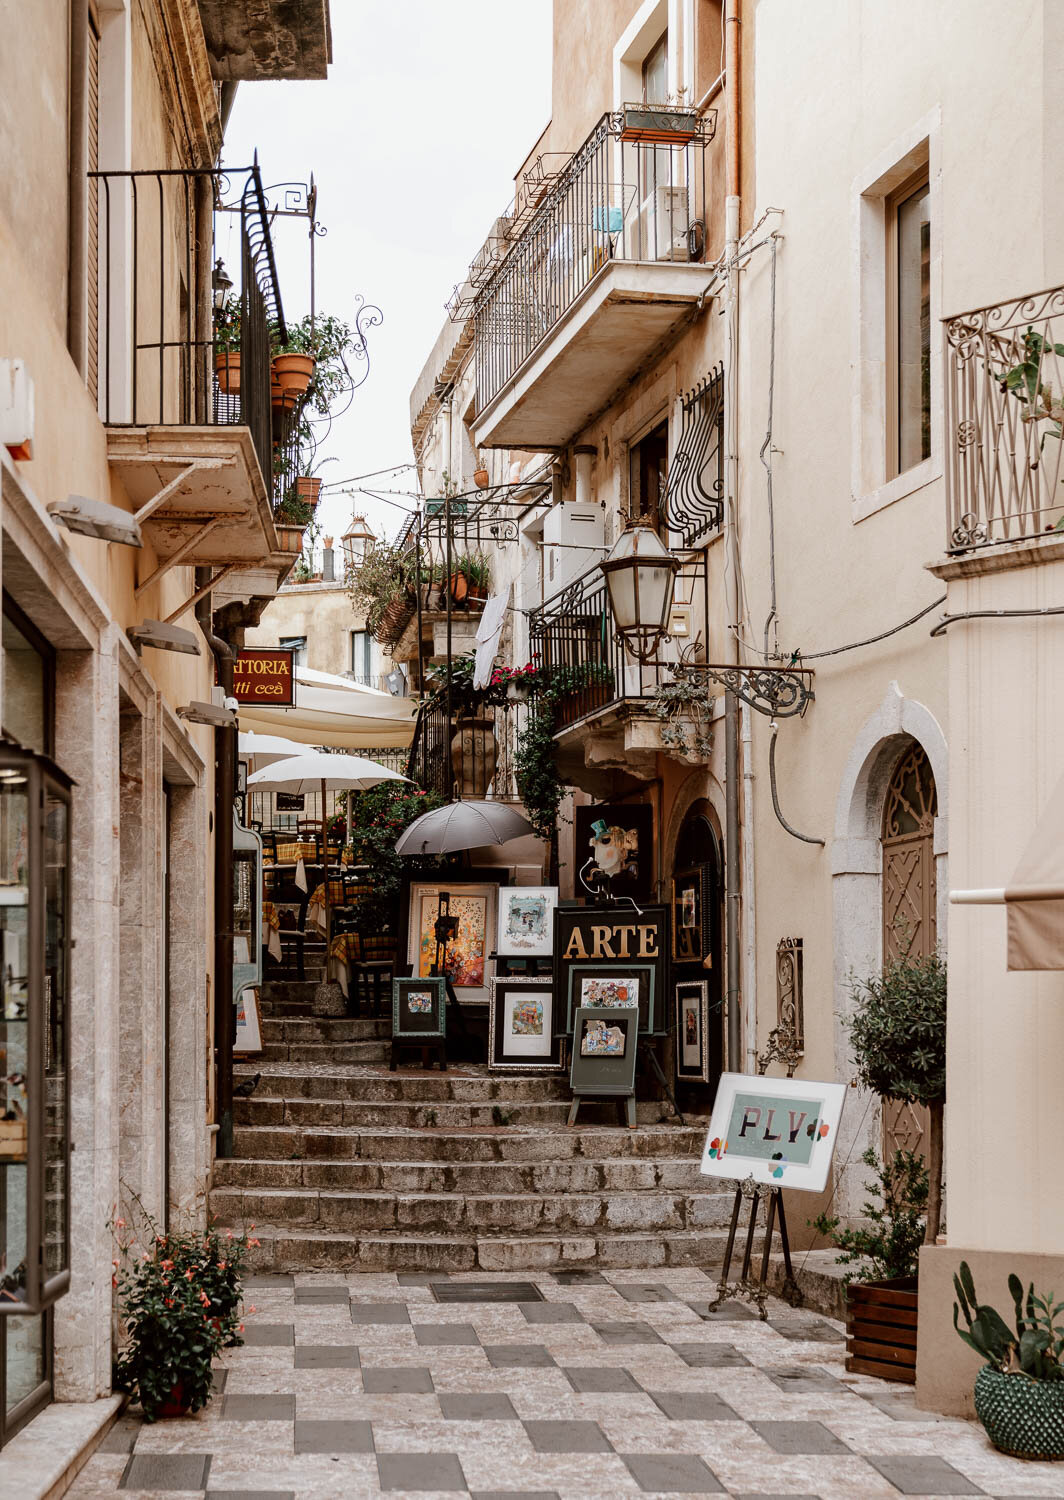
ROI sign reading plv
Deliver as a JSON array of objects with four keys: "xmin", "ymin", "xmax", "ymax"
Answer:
[{"xmin": 224, "ymin": 649, "xmax": 296, "ymax": 705}]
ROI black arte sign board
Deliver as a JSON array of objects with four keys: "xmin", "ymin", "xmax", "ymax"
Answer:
[{"xmin": 552, "ymin": 904, "xmax": 668, "ymax": 1036}]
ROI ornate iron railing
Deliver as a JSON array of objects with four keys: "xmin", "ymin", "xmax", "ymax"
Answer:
[
  {"xmin": 662, "ymin": 364, "xmax": 724, "ymax": 545},
  {"xmin": 945, "ymin": 285, "xmax": 1064, "ymax": 550},
  {"xmin": 406, "ymin": 699, "xmax": 530, "ymax": 803},
  {"xmin": 474, "ymin": 108, "xmax": 716, "ymax": 412},
  {"xmin": 527, "ymin": 551, "xmax": 708, "ymax": 731},
  {"xmin": 92, "ymin": 164, "xmax": 285, "ymax": 497}
]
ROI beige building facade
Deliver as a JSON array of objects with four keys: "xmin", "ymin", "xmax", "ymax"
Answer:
[{"xmin": 406, "ymin": 0, "xmax": 1064, "ymax": 1413}]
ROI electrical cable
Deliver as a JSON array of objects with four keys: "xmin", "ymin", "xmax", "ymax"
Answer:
[
  {"xmin": 801, "ymin": 595, "xmax": 947, "ymax": 659},
  {"xmin": 929, "ymin": 604, "xmax": 1064, "ymax": 637},
  {"xmin": 768, "ymin": 728, "xmax": 824, "ymax": 846}
]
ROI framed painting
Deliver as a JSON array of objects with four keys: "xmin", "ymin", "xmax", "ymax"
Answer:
[
  {"xmin": 569, "ymin": 1006, "xmax": 639, "ymax": 1097},
  {"xmin": 573, "ymin": 802, "xmax": 653, "ymax": 903},
  {"xmin": 392, "ymin": 975, "xmax": 447, "ymax": 1039},
  {"xmin": 497, "ymin": 886, "xmax": 557, "ymax": 959},
  {"xmin": 698, "ymin": 1072, "xmax": 846, "ymax": 1192},
  {"xmin": 407, "ymin": 882, "xmax": 498, "ymax": 1003},
  {"xmin": 554, "ymin": 905, "xmax": 667, "ymax": 1036},
  {"xmin": 672, "ymin": 867, "xmax": 704, "ymax": 963},
  {"xmin": 564, "ymin": 962, "xmax": 656, "ymax": 1037},
  {"xmin": 488, "ymin": 977, "xmax": 564, "ymax": 1072},
  {"xmin": 674, "ymin": 979, "xmax": 710, "ymax": 1082}
]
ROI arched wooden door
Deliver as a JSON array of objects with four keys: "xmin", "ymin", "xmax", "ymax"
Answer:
[{"xmin": 881, "ymin": 741, "xmax": 937, "ymax": 1157}]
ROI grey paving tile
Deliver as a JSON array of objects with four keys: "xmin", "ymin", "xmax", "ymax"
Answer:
[
  {"xmin": 221, "ymin": 1393, "xmax": 296, "ymax": 1421},
  {"xmin": 553, "ymin": 1269, "xmax": 607, "ymax": 1284},
  {"xmin": 240, "ymin": 1322, "xmax": 294, "ymax": 1347},
  {"xmin": 650, "ymin": 1390, "xmax": 740, "ymax": 1421},
  {"xmin": 99, "ymin": 1417, "xmax": 140, "ymax": 1454},
  {"xmin": 768, "ymin": 1317, "xmax": 844, "ymax": 1343},
  {"xmin": 763, "ymin": 1364, "xmax": 843, "ymax": 1392},
  {"xmin": 294, "ymin": 1418, "xmax": 374, "ymax": 1454},
  {"xmin": 377, "ymin": 1452, "xmax": 466, "ymax": 1491},
  {"xmin": 439, "ymin": 1392, "xmax": 518, "ymax": 1420},
  {"xmin": 523, "ymin": 1418, "xmax": 614, "ymax": 1453},
  {"xmin": 671, "ymin": 1342, "xmax": 752, "ymax": 1367},
  {"xmin": 484, "ymin": 1343, "xmax": 557, "ymax": 1368},
  {"xmin": 867, "ymin": 1455, "xmax": 986, "ymax": 1495},
  {"xmin": 612, "ymin": 1282, "xmax": 680, "ymax": 1303},
  {"xmin": 623, "ymin": 1453, "xmax": 725, "ymax": 1493},
  {"xmin": 121, "ymin": 1453, "xmax": 211, "ymax": 1490},
  {"xmin": 565, "ymin": 1367, "xmax": 642, "ymax": 1393},
  {"xmin": 432, "ymin": 1280, "xmax": 543, "ymax": 1303},
  {"xmin": 293, "ymin": 1343, "xmax": 360, "ymax": 1368},
  {"xmin": 207, "ymin": 1492, "xmax": 295, "ymax": 1500},
  {"xmin": 399, "ymin": 1271, "xmax": 450, "ymax": 1284},
  {"xmin": 349, "ymin": 1301, "xmax": 411, "ymax": 1325},
  {"xmin": 751, "ymin": 1420, "xmax": 851, "ymax": 1454},
  {"xmin": 244, "ymin": 1274, "xmax": 294, "ymax": 1289},
  {"xmin": 592, "ymin": 1321, "xmax": 665, "ymax": 1345},
  {"xmin": 861, "ymin": 1392, "xmax": 950, "ymax": 1423},
  {"xmin": 362, "ymin": 1365, "xmax": 434, "ymax": 1393},
  {"xmin": 519, "ymin": 1300, "xmax": 584, "ymax": 1324},
  {"xmin": 684, "ymin": 1299, "xmax": 758, "ymax": 1321},
  {"xmin": 471, "ymin": 1493, "xmax": 559, "ymax": 1500},
  {"xmin": 732, "ymin": 1494, "xmax": 820, "ymax": 1499},
  {"xmin": 413, "ymin": 1322, "xmax": 480, "ymax": 1346},
  {"xmin": 211, "ymin": 1367, "xmax": 228, "ymax": 1394},
  {"xmin": 293, "ymin": 1285, "xmax": 350, "ymax": 1305}
]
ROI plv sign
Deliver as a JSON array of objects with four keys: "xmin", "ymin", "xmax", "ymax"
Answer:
[{"xmin": 223, "ymin": 648, "xmax": 296, "ymax": 705}]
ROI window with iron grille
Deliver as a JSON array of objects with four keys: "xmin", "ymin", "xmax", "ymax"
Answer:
[{"xmin": 661, "ymin": 365, "xmax": 724, "ymax": 546}]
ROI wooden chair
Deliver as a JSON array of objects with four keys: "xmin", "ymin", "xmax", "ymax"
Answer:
[{"xmin": 276, "ymin": 892, "xmax": 310, "ymax": 980}]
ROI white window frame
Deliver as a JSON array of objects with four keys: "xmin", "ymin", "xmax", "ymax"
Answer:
[{"xmin": 851, "ymin": 108, "xmax": 942, "ymax": 525}]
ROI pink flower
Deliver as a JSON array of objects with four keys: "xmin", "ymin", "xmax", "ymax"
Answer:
[{"xmin": 160, "ymin": 1258, "xmax": 174, "ymax": 1271}]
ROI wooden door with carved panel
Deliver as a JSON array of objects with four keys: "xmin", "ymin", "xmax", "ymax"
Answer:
[{"xmin": 881, "ymin": 742, "xmax": 938, "ymax": 1158}]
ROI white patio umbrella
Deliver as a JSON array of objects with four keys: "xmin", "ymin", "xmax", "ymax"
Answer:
[
  {"xmin": 247, "ymin": 751, "xmax": 409, "ymax": 938},
  {"xmin": 238, "ymin": 731, "xmax": 313, "ymax": 770}
]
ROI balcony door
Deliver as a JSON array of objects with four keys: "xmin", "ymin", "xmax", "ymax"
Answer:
[{"xmin": 629, "ymin": 421, "xmax": 669, "ymax": 535}]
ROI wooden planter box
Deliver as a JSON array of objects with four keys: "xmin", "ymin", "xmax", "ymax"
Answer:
[
  {"xmin": 274, "ymin": 524, "xmax": 305, "ymax": 555},
  {"xmin": 845, "ymin": 1276, "xmax": 918, "ymax": 1384}
]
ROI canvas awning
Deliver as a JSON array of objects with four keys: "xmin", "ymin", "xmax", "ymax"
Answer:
[
  {"xmin": 238, "ymin": 669, "xmax": 418, "ymax": 750},
  {"xmin": 950, "ymin": 772, "xmax": 1064, "ymax": 970}
]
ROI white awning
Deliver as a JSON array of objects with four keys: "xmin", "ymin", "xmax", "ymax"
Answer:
[{"xmin": 239, "ymin": 677, "xmax": 418, "ymax": 750}]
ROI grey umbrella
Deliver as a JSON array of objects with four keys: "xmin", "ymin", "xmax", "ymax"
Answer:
[{"xmin": 394, "ymin": 799, "xmax": 534, "ymax": 855}]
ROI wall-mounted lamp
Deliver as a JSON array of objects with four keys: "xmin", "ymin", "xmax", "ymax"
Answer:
[
  {"xmin": 177, "ymin": 701, "xmax": 238, "ymax": 729},
  {"xmin": 127, "ymin": 620, "xmax": 201, "ymax": 655},
  {"xmin": 600, "ymin": 516, "xmax": 680, "ymax": 664},
  {"xmin": 212, "ymin": 257, "xmax": 233, "ymax": 311},
  {"xmin": 47, "ymin": 495, "xmax": 142, "ymax": 547}
]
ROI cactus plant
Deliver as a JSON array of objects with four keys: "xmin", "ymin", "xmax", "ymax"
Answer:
[{"xmin": 953, "ymin": 1261, "xmax": 1064, "ymax": 1380}]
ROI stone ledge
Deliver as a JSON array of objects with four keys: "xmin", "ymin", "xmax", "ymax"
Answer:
[
  {"xmin": 0, "ymin": 1395, "xmax": 123, "ymax": 1500},
  {"xmin": 766, "ymin": 1248, "xmax": 856, "ymax": 1321}
]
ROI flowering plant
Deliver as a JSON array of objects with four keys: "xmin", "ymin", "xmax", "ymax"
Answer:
[
  {"xmin": 488, "ymin": 663, "xmax": 541, "ymax": 693},
  {"xmin": 111, "ymin": 1212, "xmax": 258, "ymax": 1420}
]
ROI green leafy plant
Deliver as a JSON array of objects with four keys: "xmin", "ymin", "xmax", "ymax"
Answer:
[
  {"xmin": 954, "ymin": 1261, "xmax": 1064, "ymax": 1380},
  {"xmin": 346, "ymin": 782, "xmax": 452, "ymax": 933},
  {"xmin": 652, "ymin": 675, "xmax": 715, "ymax": 758},
  {"xmin": 998, "ymin": 327, "xmax": 1064, "ymax": 439},
  {"xmin": 346, "ymin": 538, "xmax": 412, "ymax": 637},
  {"xmin": 812, "ymin": 1146, "xmax": 928, "ymax": 1283},
  {"xmin": 848, "ymin": 949, "xmax": 946, "ymax": 1241},
  {"xmin": 425, "ymin": 653, "xmax": 509, "ymax": 715},
  {"xmin": 274, "ymin": 495, "xmax": 314, "ymax": 528},
  {"xmin": 514, "ymin": 662, "xmax": 615, "ymax": 841},
  {"xmin": 274, "ymin": 313, "xmax": 360, "ymax": 421},
  {"xmin": 457, "ymin": 554, "xmax": 492, "ymax": 593},
  {"xmin": 213, "ymin": 292, "xmax": 241, "ymax": 353}
]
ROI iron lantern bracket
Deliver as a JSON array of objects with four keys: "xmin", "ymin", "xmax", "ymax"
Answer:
[{"xmin": 669, "ymin": 663, "xmax": 814, "ymax": 719}]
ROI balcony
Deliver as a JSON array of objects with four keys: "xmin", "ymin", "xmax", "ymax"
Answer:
[
  {"xmin": 472, "ymin": 107, "xmax": 717, "ymax": 451},
  {"xmin": 93, "ymin": 163, "xmax": 293, "ymax": 596},
  {"xmin": 945, "ymin": 285, "xmax": 1064, "ymax": 553}
]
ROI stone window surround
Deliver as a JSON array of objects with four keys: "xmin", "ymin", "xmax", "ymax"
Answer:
[{"xmin": 851, "ymin": 107, "xmax": 943, "ymax": 525}]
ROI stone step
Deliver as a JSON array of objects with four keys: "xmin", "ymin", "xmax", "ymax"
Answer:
[
  {"xmin": 233, "ymin": 1068, "xmax": 576, "ymax": 1104},
  {"xmin": 209, "ymin": 1183, "xmax": 733, "ymax": 1235},
  {"xmin": 231, "ymin": 1123, "xmax": 703, "ymax": 1163},
  {"xmin": 232, "ymin": 1096, "xmax": 679, "ymax": 1130},
  {"xmin": 258, "ymin": 1041, "xmax": 391, "ymax": 1064},
  {"xmin": 233, "ymin": 1224, "xmax": 733, "ymax": 1273},
  {"xmin": 212, "ymin": 1154, "xmax": 705, "ymax": 1195},
  {"xmin": 260, "ymin": 1017, "xmax": 391, "ymax": 1043}
]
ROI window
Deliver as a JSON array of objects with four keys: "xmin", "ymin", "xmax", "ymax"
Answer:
[
  {"xmin": 629, "ymin": 421, "xmax": 669, "ymax": 532},
  {"xmin": 350, "ymin": 631, "xmax": 372, "ymax": 685},
  {"xmin": 87, "ymin": 0, "xmax": 100, "ymax": 405},
  {"xmin": 2, "ymin": 596, "xmax": 55, "ymax": 757},
  {"xmin": 279, "ymin": 637, "xmax": 307, "ymax": 669},
  {"xmin": 887, "ymin": 168, "xmax": 931, "ymax": 477},
  {"xmin": 642, "ymin": 29, "xmax": 668, "ymax": 102}
]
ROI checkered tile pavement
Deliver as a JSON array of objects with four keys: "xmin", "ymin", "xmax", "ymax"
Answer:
[{"xmin": 67, "ymin": 1269, "xmax": 1064, "ymax": 1499}]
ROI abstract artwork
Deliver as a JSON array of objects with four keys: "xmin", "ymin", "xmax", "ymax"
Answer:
[
  {"xmin": 497, "ymin": 886, "xmax": 557, "ymax": 957},
  {"xmin": 392, "ymin": 975, "xmax": 446, "ymax": 1039},
  {"xmin": 580, "ymin": 1016, "xmax": 628, "ymax": 1056},
  {"xmin": 407, "ymin": 882, "xmax": 499, "ymax": 1003},
  {"xmin": 580, "ymin": 975, "xmax": 639, "ymax": 1008}
]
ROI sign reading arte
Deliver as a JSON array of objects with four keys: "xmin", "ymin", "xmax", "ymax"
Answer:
[{"xmin": 223, "ymin": 648, "xmax": 296, "ymax": 705}]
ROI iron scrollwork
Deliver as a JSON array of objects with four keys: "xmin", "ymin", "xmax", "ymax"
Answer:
[
  {"xmin": 661, "ymin": 366, "xmax": 724, "ymax": 545},
  {"xmin": 674, "ymin": 664, "xmax": 814, "ymax": 719}
]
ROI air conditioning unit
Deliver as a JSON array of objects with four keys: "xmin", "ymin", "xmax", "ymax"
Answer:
[{"xmin": 626, "ymin": 186, "xmax": 690, "ymax": 263}]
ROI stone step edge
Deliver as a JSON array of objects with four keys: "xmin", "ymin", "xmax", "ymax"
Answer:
[
  {"xmin": 210, "ymin": 1185, "xmax": 725, "ymax": 1204},
  {"xmin": 231, "ymin": 1223, "xmax": 733, "ymax": 1246},
  {"xmin": 229, "ymin": 1123, "xmax": 705, "ymax": 1138}
]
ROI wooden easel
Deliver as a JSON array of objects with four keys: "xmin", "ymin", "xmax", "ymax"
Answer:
[
  {"xmin": 708, "ymin": 1173, "xmax": 803, "ymax": 1320},
  {"xmin": 566, "ymin": 1090, "xmax": 637, "ymax": 1129}
]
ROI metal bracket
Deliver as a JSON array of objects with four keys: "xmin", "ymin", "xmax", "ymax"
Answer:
[
  {"xmin": 162, "ymin": 564, "xmax": 238, "ymax": 625},
  {"xmin": 673, "ymin": 663, "xmax": 814, "ymax": 719},
  {"xmin": 134, "ymin": 517, "xmax": 226, "ymax": 598}
]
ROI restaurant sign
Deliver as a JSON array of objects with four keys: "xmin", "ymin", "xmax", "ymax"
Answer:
[{"xmin": 224, "ymin": 648, "xmax": 296, "ymax": 705}]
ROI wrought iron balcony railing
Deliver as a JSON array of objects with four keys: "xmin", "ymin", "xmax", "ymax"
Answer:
[
  {"xmin": 405, "ymin": 699, "xmax": 530, "ymax": 803},
  {"xmin": 945, "ymin": 285, "xmax": 1064, "ymax": 551},
  {"xmin": 474, "ymin": 107, "xmax": 716, "ymax": 412},
  {"xmin": 92, "ymin": 163, "xmax": 284, "ymax": 499}
]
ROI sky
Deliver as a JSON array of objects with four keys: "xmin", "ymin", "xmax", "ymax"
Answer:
[{"xmin": 221, "ymin": 2, "xmax": 553, "ymax": 549}]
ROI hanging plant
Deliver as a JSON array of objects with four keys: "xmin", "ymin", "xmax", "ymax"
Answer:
[{"xmin": 652, "ymin": 674, "xmax": 715, "ymax": 759}]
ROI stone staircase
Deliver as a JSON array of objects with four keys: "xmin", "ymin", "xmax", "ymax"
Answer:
[{"xmin": 211, "ymin": 976, "xmax": 731, "ymax": 1273}]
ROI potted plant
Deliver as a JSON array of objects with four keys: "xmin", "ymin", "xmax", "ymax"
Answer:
[
  {"xmin": 954, "ymin": 1261, "xmax": 1064, "ymax": 1459},
  {"xmin": 620, "ymin": 91, "xmax": 699, "ymax": 144},
  {"xmin": 213, "ymin": 292, "xmax": 241, "ymax": 395},
  {"xmin": 490, "ymin": 663, "xmax": 540, "ymax": 704},
  {"xmin": 813, "ymin": 1147, "xmax": 928, "ymax": 1384},
  {"xmin": 473, "ymin": 457, "xmax": 490, "ymax": 489},
  {"xmin": 425, "ymin": 654, "xmax": 507, "ymax": 796},
  {"xmin": 347, "ymin": 537, "xmax": 415, "ymax": 645},
  {"xmin": 295, "ymin": 475, "xmax": 323, "ymax": 506},
  {"xmin": 460, "ymin": 554, "xmax": 492, "ymax": 603}
]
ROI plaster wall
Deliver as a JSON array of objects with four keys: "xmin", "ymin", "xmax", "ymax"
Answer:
[{"xmin": 245, "ymin": 583, "xmax": 377, "ymax": 681}]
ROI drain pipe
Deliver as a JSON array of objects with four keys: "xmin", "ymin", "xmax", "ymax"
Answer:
[
  {"xmin": 722, "ymin": 0, "xmax": 744, "ymax": 1073},
  {"xmin": 196, "ymin": 570, "xmax": 237, "ymax": 1158}
]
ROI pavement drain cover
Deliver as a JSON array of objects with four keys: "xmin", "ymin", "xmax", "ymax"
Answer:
[{"xmin": 431, "ymin": 1281, "xmax": 544, "ymax": 1303}]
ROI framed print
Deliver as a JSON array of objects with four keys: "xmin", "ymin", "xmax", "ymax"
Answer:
[
  {"xmin": 407, "ymin": 882, "xmax": 498, "ymax": 1003},
  {"xmin": 554, "ymin": 905, "xmax": 667, "ymax": 1036},
  {"xmin": 234, "ymin": 986, "xmax": 262, "ymax": 1053},
  {"xmin": 488, "ymin": 977, "xmax": 564, "ymax": 1072},
  {"xmin": 699, "ymin": 1072, "xmax": 846, "ymax": 1193},
  {"xmin": 675, "ymin": 979, "xmax": 710, "ymax": 1082},
  {"xmin": 497, "ymin": 886, "xmax": 557, "ymax": 958},
  {"xmin": 392, "ymin": 975, "xmax": 447, "ymax": 1039},
  {"xmin": 574, "ymin": 803, "xmax": 653, "ymax": 902},
  {"xmin": 672, "ymin": 867, "xmax": 704, "ymax": 963},
  {"xmin": 569, "ymin": 1006, "xmax": 639, "ymax": 1097},
  {"xmin": 564, "ymin": 962, "xmax": 656, "ymax": 1036}
]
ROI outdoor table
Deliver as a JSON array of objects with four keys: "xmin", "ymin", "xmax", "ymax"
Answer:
[
  {"xmin": 328, "ymin": 930, "xmax": 362, "ymax": 997},
  {"xmin": 307, "ymin": 879, "xmax": 347, "ymax": 935},
  {"xmin": 261, "ymin": 900, "xmax": 282, "ymax": 961}
]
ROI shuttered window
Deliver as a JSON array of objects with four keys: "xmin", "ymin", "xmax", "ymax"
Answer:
[{"xmin": 87, "ymin": 1, "xmax": 100, "ymax": 404}]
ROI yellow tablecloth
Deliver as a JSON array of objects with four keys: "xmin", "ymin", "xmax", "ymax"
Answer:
[
  {"xmin": 261, "ymin": 901, "xmax": 282, "ymax": 961},
  {"xmin": 307, "ymin": 880, "xmax": 348, "ymax": 935},
  {"xmin": 266, "ymin": 839, "xmax": 319, "ymax": 865},
  {"xmin": 327, "ymin": 930, "xmax": 362, "ymax": 998}
]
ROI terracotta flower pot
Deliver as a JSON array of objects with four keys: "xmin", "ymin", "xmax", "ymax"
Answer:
[
  {"xmin": 155, "ymin": 1381, "xmax": 191, "ymax": 1419},
  {"xmin": 214, "ymin": 351, "xmax": 241, "ymax": 395},
  {"xmin": 447, "ymin": 572, "xmax": 469, "ymax": 604},
  {"xmin": 272, "ymin": 353, "xmax": 316, "ymax": 397},
  {"xmin": 274, "ymin": 524, "xmax": 305, "ymax": 555},
  {"xmin": 295, "ymin": 476, "xmax": 322, "ymax": 506},
  {"xmin": 473, "ymin": 467, "xmax": 490, "ymax": 489}
]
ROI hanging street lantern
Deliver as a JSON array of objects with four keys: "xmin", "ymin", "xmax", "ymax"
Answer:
[
  {"xmin": 600, "ymin": 516, "xmax": 681, "ymax": 663},
  {"xmin": 212, "ymin": 257, "xmax": 233, "ymax": 311}
]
